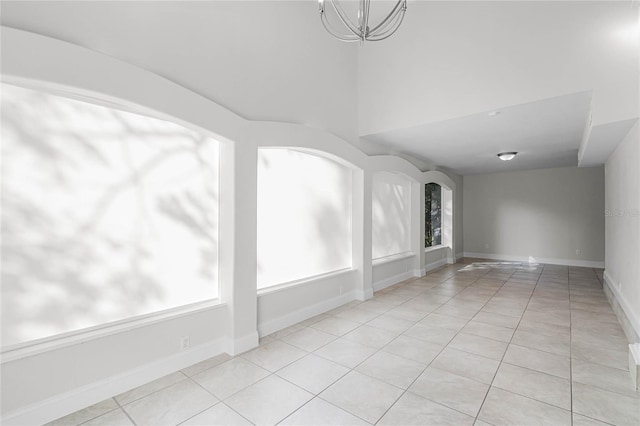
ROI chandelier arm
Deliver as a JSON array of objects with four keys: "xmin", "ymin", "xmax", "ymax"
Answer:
[
  {"xmin": 369, "ymin": 7, "xmax": 404, "ymax": 38},
  {"xmin": 329, "ymin": 0, "xmax": 362, "ymax": 38},
  {"xmin": 368, "ymin": 0, "xmax": 405, "ymax": 34},
  {"xmin": 362, "ymin": 0, "xmax": 370, "ymax": 39},
  {"xmin": 366, "ymin": 10, "xmax": 406, "ymax": 41},
  {"xmin": 320, "ymin": 13, "xmax": 361, "ymax": 42}
]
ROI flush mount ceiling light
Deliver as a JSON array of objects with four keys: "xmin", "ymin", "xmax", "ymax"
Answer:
[
  {"xmin": 319, "ymin": 0, "xmax": 408, "ymax": 43},
  {"xmin": 497, "ymin": 152, "xmax": 518, "ymax": 161}
]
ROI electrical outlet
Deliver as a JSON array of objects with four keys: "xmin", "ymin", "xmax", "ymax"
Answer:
[
  {"xmin": 576, "ymin": 249, "xmax": 582, "ymax": 256},
  {"xmin": 180, "ymin": 335, "xmax": 190, "ymax": 351}
]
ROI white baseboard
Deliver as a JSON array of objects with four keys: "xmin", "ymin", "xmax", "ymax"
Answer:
[
  {"xmin": 258, "ymin": 291, "xmax": 356, "ymax": 337},
  {"xmin": 355, "ymin": 288, "xmax": 374, "ymax": 301},
  {"xmin": 629, "ymin": 343, "xmax": 640, "ymax": 390},
  {"xmin": 413, "ymin": 268, "xmax": 426, "ymax": 277},
  {"xmin": 1, "ymin": 338, "xmax": 226, "ymax": 426},
  {"xmin": 603, "ymin": 271, "xmax": 640, "ymax": 342},
  {"xmin": 373, "ymin": 271, "xmax": 415, "ymax": 292},
  {"xmin": 425, "ymin": 258, "xmax": 448, "ymax": 273},
  {"xmin": 226, "ymin": 331, "xmax": 259, "ymax": 356},
  {"xmin": 462, "ymin": 252, "xmax": 605, "ymax": 268}
]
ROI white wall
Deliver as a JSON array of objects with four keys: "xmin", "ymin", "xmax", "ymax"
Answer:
[
  {"xmin": 604, "ymin": 121, "xmax": 640, "ymax": 341},
  {"xmin": 0, "ymin": 1, "xmax": 358, "ymax": 143},
  {"xmin": 372, "ymin": 171, "xmax": 412, "ymax": 259},
  {"xmin": 463, "ymin": 166, "xmax": 605, "ymax": 267}
]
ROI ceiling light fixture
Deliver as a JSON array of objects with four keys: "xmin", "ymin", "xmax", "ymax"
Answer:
[
  {"xmin": 488, "ymin": 111, "xmax": 500, "ymax": 117},
  {"xmin": 319, "ymin": 0, "xmax": 407, "ymax": 43},
  {"xmin": 497, "ymin": 152, "xmax": 517, "ymax": 161}
]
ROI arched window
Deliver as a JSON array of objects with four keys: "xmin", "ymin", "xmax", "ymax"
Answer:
[
  {"xmin": 1, "ymin": 83, "xmax": 220, "ymax": 347},
  {"xmin": 372, "ymin": 172, "xmax": 412, "ymax": 259},
  {"xmin": 425, "ymin": 183, "xmax": 442, "ymax": 247},
  {"xmin": 257, "ymin": 148, "xmax": 353, "ymax": 289}
]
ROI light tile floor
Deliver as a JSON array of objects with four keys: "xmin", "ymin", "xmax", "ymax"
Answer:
[{"xmin": 48, "ymin": 259, "xmax": 639, "ymax": 426}]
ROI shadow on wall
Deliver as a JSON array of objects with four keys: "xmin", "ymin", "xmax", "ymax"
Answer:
[
  {"xmin": 1, "ymin": 84, "xmax": 220, "ymax": 347},
  {"xmin": 257, "ymin": 149, "xmax": 352, "ymax": 289},
  {"xmin": 372, "ymin": 173, "xmax": 410, "ymax": 259}
]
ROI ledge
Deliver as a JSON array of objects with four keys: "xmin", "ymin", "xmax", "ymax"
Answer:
[
  {"xmin": 257, "ymin": 268, "xmax": 355, "ymax": 296},
  {"xmin": 1, "ymin": 299, "xmax": 225, "ymax": 363},
  {"xmin": 372, "ymin": 251, "xmax": 416, "ymax": 266}
]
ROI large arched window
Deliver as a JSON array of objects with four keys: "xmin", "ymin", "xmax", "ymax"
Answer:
[
  {"xmin": 1, "ymin": 83, "xmax": 220, "ymax": 347},
  {"xmin": 257, "ymin": 148, "xmax": 353, "ymax": 289},
  {"xmin": 372, "ymin": 172, "xmax": 412, "ymax": 259}
]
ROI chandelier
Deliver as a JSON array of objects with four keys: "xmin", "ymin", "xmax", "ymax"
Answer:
[{"xmin": 319, "ymin": 0, "xmax": 408, "ymax": 43}]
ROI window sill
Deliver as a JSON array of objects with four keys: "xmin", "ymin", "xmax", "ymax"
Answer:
[
  {"xmin": 1, "ymin": 299, "xmax": 226, "ymax": 363},
  {"xmin": 258, "ymin": 268, "xmax": 355, "ymax": 296},
  {"xmin": 424, "ymin": 245, "xmax": 448, "ymax": 253},
  {"xmin": 372, "ymin": 251, "xmax": 415, "ymax": 266}
]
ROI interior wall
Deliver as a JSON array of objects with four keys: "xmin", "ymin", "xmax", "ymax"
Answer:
[
  {"xmin": 0, "ymin": 1, "xmax": 358, "ymax": 143},
  {"xmin": 604, "ymin": 121, "xmax": 640, "ymax": 341},
  {"xmin": 463, "ymin": 166, "xmax": 605, "ymax": 266}
]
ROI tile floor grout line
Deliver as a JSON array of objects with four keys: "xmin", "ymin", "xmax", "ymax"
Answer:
[
  {"xmin": 472, "ymin": 262, "xmax": 544, "ymax": 425},
  {"xmin": 112, "ymin": 396, "xmax": 138, "ymax": 426}
]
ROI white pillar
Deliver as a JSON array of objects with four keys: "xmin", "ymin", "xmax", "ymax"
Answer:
[{"xmin": 353, "ymin": 168, "xmax": 373, "ymax": 300}]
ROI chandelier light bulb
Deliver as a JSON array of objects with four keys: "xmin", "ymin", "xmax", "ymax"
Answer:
[{"xmin": 497, "ymin": 152, "xmax": 518, "ymax": 161}]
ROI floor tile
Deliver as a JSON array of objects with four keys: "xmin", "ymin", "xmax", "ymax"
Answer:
[
  {"xmin": 418, "ymin": 313, "xmax": 468, "ymax": 331},
  {"xmin": 225, "ymin": 375, "xmax": 313, "ymax": 426},
  {"xmin": 123, "ymin": 379, "xmax": 217, "ymax": 426},
  {"xmin": 572, "ymin": 358, "xmax": 640, "ymax": 398},
  {"xmin": 571, "ymin": 340, "xmax": 629, "ymax": 370},
  {"xmin": 378, "ymin": 391, "xmax": 475, "ymax": 426},
  {"xmin": 366, "ymin": 314, "xmax": 414, "ymax": 333},
  {"xmin": 403, "ymin": 322, "xmax": 458, "ymax": 345},
  {"xmin": 279, "ymin": 397, "xmax": 370, "ymax": 425},
  {"xmin": 311, "ymin": 317, "xmax": 361, "ymax": 336},
  {"xmin": 240, "ymin": 340, "xmax": 306, "ymax": 372},
  {"xmin": 334, "ymin": 307, "xmax": 381, "ymax": 324},
  {"xmin": 434, "ymin": 304, "xmax": 479, "ymax": 320},
  {"xmin": 517, "ymin": 317, "xmax": 570, "ymax": 338},
  {"xmin": 478, "ymin": 387, "xmax": 571, "ymax": 426},
  {"xmin": 356, "ymin": 350, "xmax": 425, "ymax": 389},
  {"xmin": 572, "ymin": 413, "xmax": 613, "ymax": 426},
  {"xmin": 115, "ymin": 371, "xmax": 187, "ymax": 405},
  {"xmin": 181, "ymin": 354, "xmax": 233, "ymax": 377},
  {"xmin": 386, "ymin": 305, "xmax": 430, "ymax": 321},
  {"xmin": 342, "ymin": 324, "xmax": 398, "ymax": 349},
  {"xmin": 314, "ymin": 337, "xmax": 377, "ymax": 368},
  {"xmin": 472, "ymin": 311, "xmax": 520, "ymax": 329},
  {"xmin": 431, "ymin": 347, "xmax": 500, "ymax": 384},
  {"xmin": 409, "ymin": 366, "xmax": 489, "ymax": 416},
  {"xmin": 320, "ymin": 371, "xmax": 403, "ymax": 424},
  {"xmin": 492, "ymin": 363, "xmax": 571, "ymax": 409},
  {"xmin": 572, "ymin": 382, "xmax": 640, "ymax": 425},
  {"xmin": 276, "ymin": 353, "xmax": 349, "ymax": 394},
  {"xmin": 46, "ymin": 399, "xmax": 119, "ymax": 426},
  {"xmin": 191, "ymin": 357, "xmax": 269, "ymax": 400},
  {"xmin": 502, "ymin": 344, "xmax": 570, "ymax": 379},
  {"xmin": 448, "ymin": 332, "xmax": 508, "ymax": 360},
  {"xmin": 382, "ymin": 334, "xmax": 444, "ymax": 364},
  {"xmin": 181, "ymin": 403, "xmax": 252, "ymax": 426},
  {"xmin": 511, "ymin": 329, "xmax": 570, "ymax": 356},
  {"xmin": 520, "ymin": 309, "xmax": 571, "ymax": 327},
  {"xmin": 82, "ymin": 409, "xmax": 133, "ymax": 426},
  {"xmin": 280, "ymin": 327, "xmax": 337, "ymax": 352},
  {"xmin": 461, "ymin": 320, "xmax": 515, "ymax": 342}
]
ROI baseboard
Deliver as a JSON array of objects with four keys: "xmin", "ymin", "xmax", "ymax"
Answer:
[
  {"xmin": 603, "ymin": 271, "xmax": 640, "ymax": 343},
  {"xmin": 413, "ymin": 268, "xmax": 426, "ymax": 277},
  {"xmin": 226, "ymin": 331, "xmax": 259, "ymax": 356},
  {"xmin": 462, "ymin": 252, "xmax": 605, "ymax": 268},
  {"xmin": 1, "ymin": 338, "xmax": 226, "ymax": 426},
  {"xmin": 355, "ymin": 288, "xmax": 374, "ymax": 301},
  {"xmin": 455, "ymin": 252, "xmax": 464, "ymax": 261},
  {"xmin": 425, "ymin": 258, "xmax": 448, "ymax": 273},
  {"xmin": 373, "ymin": 271, "xmax": 415, "ymax": 292},
  {"xmin": 629, "ymin": 343, "xmax": 640, "ymax": 390},
  {"xmin": 258, "ymin": 290, "xmax": 356, "ymax": 337}
]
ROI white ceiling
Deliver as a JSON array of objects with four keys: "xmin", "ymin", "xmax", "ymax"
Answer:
[
  {"xmin": 361, "ymin": 92, "xmax": 592, "ymax": 175},
  {"xmin": 1, "ymin": 1, "xmax": 637, "ymax": 176}
]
